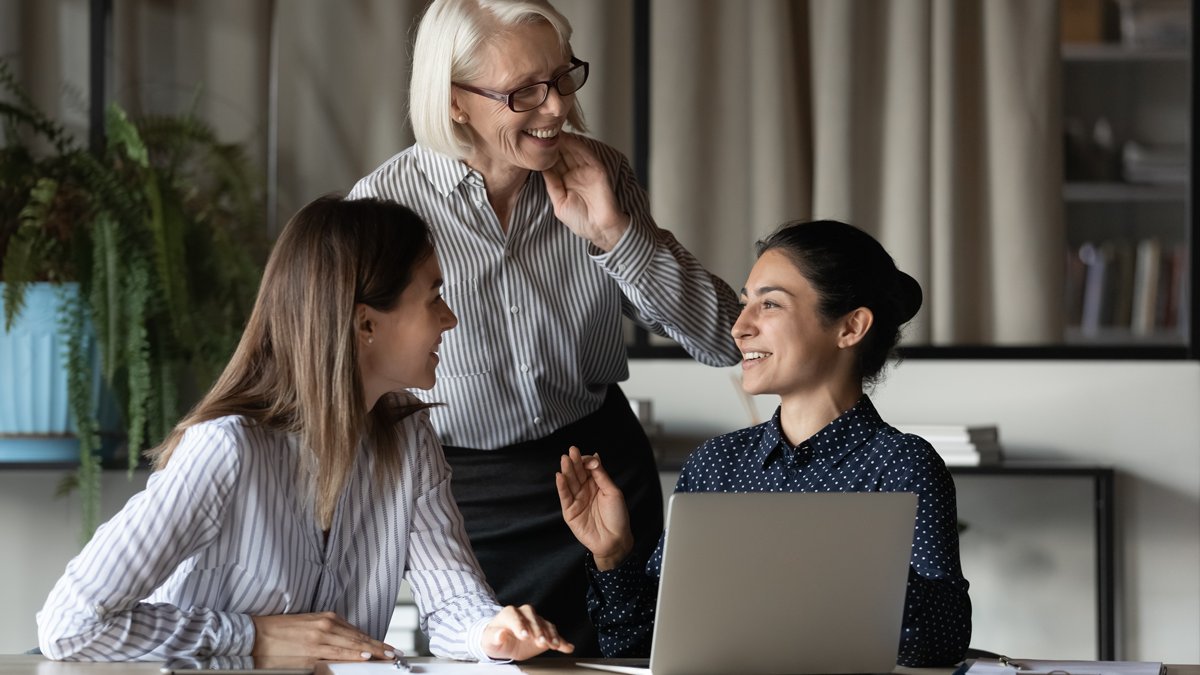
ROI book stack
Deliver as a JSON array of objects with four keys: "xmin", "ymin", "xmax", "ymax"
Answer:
[
  {"xmin": 1122, "ymin": 141, "xmax": 1187, "ymax": 185},
  {"xmin": 1066, "ymin": 238, "xmax": 1190, "ymax": 338},
  {"xmin": 894, "ymin": 424, "xmax": 1002, "ymax": 467}
]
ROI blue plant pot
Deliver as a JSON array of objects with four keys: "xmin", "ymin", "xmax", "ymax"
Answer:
[{"xmin": 0, "ymin": 282, "xmax": 123, "ymax": 462}]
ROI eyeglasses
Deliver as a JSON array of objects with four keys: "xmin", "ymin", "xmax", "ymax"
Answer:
[{"xmin": 453, "ymin": 57, "xmax": 589, "ymax": 113}]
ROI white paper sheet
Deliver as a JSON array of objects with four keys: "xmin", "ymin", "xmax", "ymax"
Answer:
[
  {"xmin": 326, "ymin": 662, "xmax": 521, "ymax": 675},
  {"xmin": 966, "ymin": 659, "xmax": 1165, "ymax": 675}
]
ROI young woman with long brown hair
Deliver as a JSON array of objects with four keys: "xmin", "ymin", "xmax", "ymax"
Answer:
[{"xmin": 38, "ymin": 196, "xmax": 573, "ymax": 663}]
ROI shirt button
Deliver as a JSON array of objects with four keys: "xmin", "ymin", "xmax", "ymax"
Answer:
[
  {"xmin": 509, "ymin": 305, "xmax": 520, "ymax": 314},
  {"xmin": 520, "ymin": 364, "xmax": 530, "ymax": 373},
  {"xmin": 534, "ymin": 416, "xmax": 543, "ymax": 425},
  {"xmin": 617, "ymin": 263, "xmax": 626, "ymax": 272}
]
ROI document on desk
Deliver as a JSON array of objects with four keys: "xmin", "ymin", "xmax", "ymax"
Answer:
[
  {"xmin": 325, "ymin": 663, "xmax": 520, "ymax": 674},
  {"xmin": 965, "ymin": 658, "xmax": 1165, "ymax": 675}
]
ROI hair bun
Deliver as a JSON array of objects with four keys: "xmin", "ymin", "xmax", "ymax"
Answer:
[{"xmin": 892, "ymin": 270, "xmax": 923, "ymax": 324}]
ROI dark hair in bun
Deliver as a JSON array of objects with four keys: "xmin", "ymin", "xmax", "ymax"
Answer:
[{"xmin": 755, "ymin": 219, "xmax": 922, "ymax": 385}]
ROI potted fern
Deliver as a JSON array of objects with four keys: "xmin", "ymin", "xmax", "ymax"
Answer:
[{"xmin": 0, "ymin": 58, "xmax": 267, "ymax": 541}]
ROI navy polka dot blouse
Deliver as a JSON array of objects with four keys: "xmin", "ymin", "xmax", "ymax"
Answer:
[{"xmin": 585, "ymin": 395, "xmax": 972, "ymax": 667}]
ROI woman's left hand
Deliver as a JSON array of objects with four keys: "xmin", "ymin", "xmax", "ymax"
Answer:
[
  {"xmin": 482, "ymin": 604, "xmax": 575, "ymax": 661},
  {"xmin": 542, "ymin": 133, "xmax": 629, "ymax": 252}
]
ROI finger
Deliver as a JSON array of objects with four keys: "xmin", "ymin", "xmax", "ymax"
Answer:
[
  {"xmin": 553, "ymin": 639, "xmax": 576, "ymax": 654},
  {"xmin": 515, "ymin": 605, "xmax": 550, "ymax": 645},
  {"xmin": 322, "ymin": 644, "xmax": 376, "ymax": 661},
  {"xmin": 558, "ymin": 452, "xmax": 585, "ymax": 496},
  {"xmin": 540, "ymin": 618, "xmax": 574, "ymax": 654},
  {"xmin": 586, "ymin": 453, "xmax": 623, "ymax": 494},
  {"xmin": 559, "ymin": 134, "xmax": 597, "ymax": 170},
  {"xmin": 504, "ymin": 606, "xmax": 534, "ymax": 641},
  {"xmin": 316, "ymin": 618, "xmax": 389, "ymax": 659},
  {"xmin": 512, "ymin": 607, "xmax": 574, "ymax": 655},
  {"xmin": 555, "ymin": 472, "xmax": 577, "ymax": 513},
  {"xmin": 308, "ymin": 635, "xmax": 377, "ymax": 662},
  {"xmin": 566, "ymin": 446, "xmax": 591, "ymax": 485},
  {"xmin": 320, "ymin": 634, "xmax": 380, "ymax": 661},
  {"xmin": 555, "ymin": 135, "xmax": 586, "ymax": 171},
  {"xmin": 521, "ymin": 608, "xmax": 561, "ymax": 648},
  {"xmin": 542, "ymin": 165, "xmax": 566, "ymax": 204}
]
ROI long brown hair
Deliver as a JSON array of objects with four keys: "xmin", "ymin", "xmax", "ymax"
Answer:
[{"xmin": 148, "ymin": 196, "xmax": 436, "ymax": 528}]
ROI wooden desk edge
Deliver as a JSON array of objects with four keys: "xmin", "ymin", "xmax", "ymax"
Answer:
[{"xmin": 3, "ymin": 656, "xmax": 1194, "ymax": 675}]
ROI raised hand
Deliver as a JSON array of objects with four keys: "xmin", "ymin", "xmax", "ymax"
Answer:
[
  {"xmin": 541, "ymin": 134, "xmax": 629, "ymax": 252},
  {"xmin": 482, "ymin": 604, "xmax": 574, "ymax": 660},
  {"xmin": 556, "ymin": 445, "xmax": 634, "ymax": 570},
  {"xmin": 251, "ymin": 611, "xmax": 396, "ymax": 661}
]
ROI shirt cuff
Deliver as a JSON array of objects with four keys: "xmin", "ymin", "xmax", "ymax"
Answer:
[
  {"xmin": 467, "ymin": 615, "xmax": 514, "ymax": 664},
  {"xmin": 215, "ymin": 611, "xmax": 256, "ymax": 656},
  {"xmin": 590, "ymin": 215, "xmax": 654, "ymax": 282},
  {"xmin": 586, "ymin": 553, "xmax": 648, "ymax": 605}
]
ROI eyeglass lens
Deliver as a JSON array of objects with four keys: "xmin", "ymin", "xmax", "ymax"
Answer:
[{"xmin": 509, "ymin": 62, "xmax": 588, "ymax": 112}]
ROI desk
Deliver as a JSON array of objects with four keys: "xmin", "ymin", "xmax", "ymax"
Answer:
[
  {"xmin": 951, "ymin": 465, "xmax": 1115, "ymax": 660},
  {"xmin": 0, "ymin": 657, "xmax": 1192, "ymax": 675}
]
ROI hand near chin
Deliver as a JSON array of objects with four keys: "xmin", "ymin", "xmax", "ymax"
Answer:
[
  {"xmin": 542, "ymin": 133, "xmax": 629, "ymax": 251},
  {"xmin": 483, "ymin": 605, "xmax": 574, "ymax": 660}
]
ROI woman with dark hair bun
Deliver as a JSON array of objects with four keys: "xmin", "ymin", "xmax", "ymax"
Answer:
[
  {"xmin": 557, "ymin": 220, "xmax": 972, "ymax": 667},
  {"xmin": 754, "ymin": 219, "xmax": 924, "ymax": 386}
]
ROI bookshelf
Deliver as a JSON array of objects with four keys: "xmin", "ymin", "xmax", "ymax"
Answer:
[{"xmin": 1061, "ymin": 6, "xmax": 1192, "ymax": 347}]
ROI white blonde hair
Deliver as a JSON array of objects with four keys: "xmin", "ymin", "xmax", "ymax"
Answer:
[{"xmin": 409, "ymin": 0, "xmax": 589, "ymax": 159}]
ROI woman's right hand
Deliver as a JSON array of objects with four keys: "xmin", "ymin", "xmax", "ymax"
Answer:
[
  {"xmin": 251, "ymin": 612, "xmax": 396, "ymax": 661},
  {"xmin": 556, "ymin": 446, "xmax": 634, "ymax": 570}
]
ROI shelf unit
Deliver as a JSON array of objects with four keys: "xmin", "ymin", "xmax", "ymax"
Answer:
[{"xmin": 1061, "ymin": 27, "xmax": 1192, "ymax": 347}]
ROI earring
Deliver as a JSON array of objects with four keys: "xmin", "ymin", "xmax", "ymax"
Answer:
[
  {"xmin": 367, "ymin": 335, "xmax": 374, "ymax": 345},
  {"xmin": 457, "ymin": 115, "xmax": 467, "ymax": 123}
]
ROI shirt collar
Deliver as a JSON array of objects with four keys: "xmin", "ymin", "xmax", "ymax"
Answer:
[
  {"xmin": 755, "ymin": 395, "xmax": 886, "ymax": 468},
  {"xmin": 412, "ymin": 143, "xmax": 475, "ymax": 197},
  {"xmin": 412, "ymin": 143, "xmax": 544, "ymax": 202}
]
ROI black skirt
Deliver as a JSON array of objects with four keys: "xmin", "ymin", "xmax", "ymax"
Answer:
[{"xmin": 441, "ymin": 384, "xmax": 664, "ymax": 657}]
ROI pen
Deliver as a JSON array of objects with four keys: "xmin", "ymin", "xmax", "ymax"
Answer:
[
  {"xmin": 999, "ymin": 656, "xmax": 1026, "ymax": 670},
  {"xmin": 393, "ymin": 654, "xmax": 411, "ymax": 672}
]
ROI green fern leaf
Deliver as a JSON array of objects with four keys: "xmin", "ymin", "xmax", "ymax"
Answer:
[
  {"xmin": 122, "ymin": 259, "xmax": 152, "ymax": 459},
  {"xmin": 59, "ymin": 286, "xmax": 101, "ymax": 542},
  {"xmin": 105, "ymin": 105, "xmax": 149, "ymax": 169},
  {"xmin": 90, "ymin": 212, "xmax": 122, "ymax": 383}
]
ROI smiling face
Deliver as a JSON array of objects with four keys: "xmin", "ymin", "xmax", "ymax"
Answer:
[
  {"xmin": 358, "ymin": 251, "xmax": 458, "ymax": 403},
  {"xmin": 450, "ymin": 19, "xmax": 576, "ymax": 177},
  {"xmin": 732, "ymin": 249, "xmax": 855, "ymax": 402}
]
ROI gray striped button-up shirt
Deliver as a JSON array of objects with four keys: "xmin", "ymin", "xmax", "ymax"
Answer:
[
  {"xmin": 348, "ymin": 139, "xmax": 741, "ymax": 449},
  {"xmin": 37, "ymin": 406, "xmax": 501, "ymax": 661}
]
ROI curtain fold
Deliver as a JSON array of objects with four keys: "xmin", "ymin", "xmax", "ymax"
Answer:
[
  {"xmin": 3, "ymin": 0, "xmax": 1065, "ymax": 346},
  {"xmin": 650, "ymin": 0, "xmax": 1064, "ymax": 345}
]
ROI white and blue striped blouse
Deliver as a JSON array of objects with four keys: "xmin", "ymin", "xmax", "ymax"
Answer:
[
  {"xmin": 348, "ymin": 139, "xmax": 742, "ymax": 449},
  {"xmin": 37, "ymin": 404, "xmax": 502, "ymax": 661}
]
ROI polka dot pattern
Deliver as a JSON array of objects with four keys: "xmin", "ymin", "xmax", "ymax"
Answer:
[{"xmin": 585, "ymin": 395, "xmax": 972, "ymax": 666}]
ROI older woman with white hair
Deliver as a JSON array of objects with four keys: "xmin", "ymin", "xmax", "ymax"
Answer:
[{"xmin": 348, "ymin": 0, "xmax": 741, "ymax": 655}]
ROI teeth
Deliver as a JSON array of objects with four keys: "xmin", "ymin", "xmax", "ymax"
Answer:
[
  {"xmin": 743, "ymin": 352, "xmax": 770, "ymax": 361},
  {"xmin": 525, "ymin": 127, "xmax": 559, "ymax": 139}
]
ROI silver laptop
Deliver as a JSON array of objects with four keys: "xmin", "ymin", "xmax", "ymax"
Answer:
[{"xmin": 577, "ymin": 491, "xmax": 918, "ymax": 675}]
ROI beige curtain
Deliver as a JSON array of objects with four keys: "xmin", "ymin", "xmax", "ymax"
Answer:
[
  {"xmin": 4, "ymin": 0, "xmax": 1063, "ymax": 345},
  {"xmin": 649, "ymin": 0, "xmax": 1064, "ymax": 345}
]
